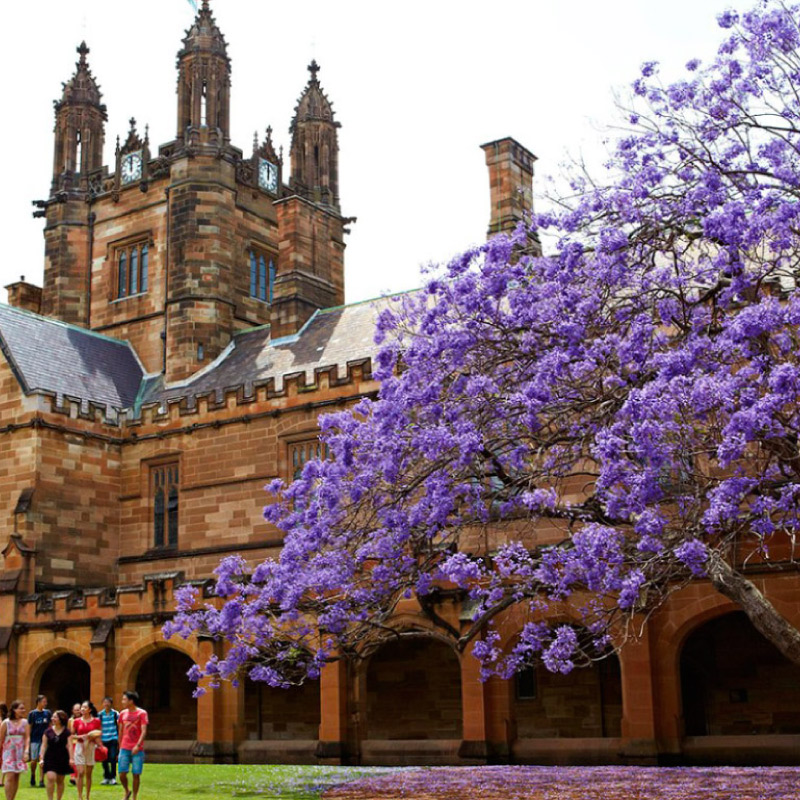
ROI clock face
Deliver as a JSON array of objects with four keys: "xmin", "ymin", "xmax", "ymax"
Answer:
[
  {"xmin": 121, "ymin": 151, "xmax": 143, "ymax": 184},
  {"xmin": 258, "ymin": 158, "xmax": 278, "ymax": 193}
]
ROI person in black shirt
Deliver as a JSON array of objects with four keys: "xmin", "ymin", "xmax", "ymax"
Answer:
[
  {"xmin": 28, "ymin": 696, "xmax": 51, "ymax": 788},
  {"xmin": 39, "ymin": 710, "xmax": 71, "ymax": 800}
]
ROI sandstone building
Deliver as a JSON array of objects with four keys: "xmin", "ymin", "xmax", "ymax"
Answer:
[{"xmin": 0, "ymin": 0, "xmax": 799, "ymax": 767}]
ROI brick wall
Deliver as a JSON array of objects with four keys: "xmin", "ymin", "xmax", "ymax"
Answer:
[{"xmin": 33, "ymin": 427, "xmax": 120, "ymax": 586}]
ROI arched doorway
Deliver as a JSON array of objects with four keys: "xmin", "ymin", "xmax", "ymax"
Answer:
[
  {"xmin": 680, "ymin": 611, "xmax": 800, "ymax": 736},
  {"xmin": 134, "ymin": 649, "xmax": 197, "ymax": 740},
  {"xmin": 38, "ymin": 654, "xmax": 90, "ymax": 714},
  {"xmin": 512, "ymin": 656, "xmax": 622, "ymax": 738},
  {"xmin": 243, "ymin": 679, "xmax": 320, "ymax": 741},
  {"xmin": 365, "ymin": 636, "xmax": 462, "ymax": 740}
]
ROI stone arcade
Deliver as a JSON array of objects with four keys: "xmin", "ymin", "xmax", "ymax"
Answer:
[{"xmin": 0, "ymin": 0, "xmax": 799, "ymax": 767}]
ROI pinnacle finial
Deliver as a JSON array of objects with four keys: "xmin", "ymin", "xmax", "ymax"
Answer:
[
  {"xmin": 201, "ymin": 0, "xmax": 211, "ymax": 12},
  {"xmin": 266, "ymin": 125, "xmax": 273, "ymax": 142},
  {"xmin": 308, "ymin": 60, "xmax": 320, "ymax": 81},
  {"xmin": 129, "ymin": 117, "xmax": 137, "ymax": 132},
  {"xmin": 77, "ymin": 41, "xmax": 89, "ymax": 65},
  {"xmin": 253, "ymin": 130, "xmax": 259, "ymax": 151}
]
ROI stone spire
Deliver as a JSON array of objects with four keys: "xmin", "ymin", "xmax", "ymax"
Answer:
[
  {"xmin": 56, "ymin": 42, "xmax": 105, "ymax": 111},
  {"xmin": 289, "ymin": 61, "xmax": 340, "ymax": 210},
  {"xmin": 176, "ymin": 0, "xmax": 231, "ymax": 142},
  {"xmin": 52, "ymin": 42, "xmax": 107, "ymax": 185}
]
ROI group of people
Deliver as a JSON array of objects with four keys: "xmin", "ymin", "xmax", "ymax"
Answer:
[{"xmin": 0, "ymin": 691, "xmax": 148, "ymax": 800}]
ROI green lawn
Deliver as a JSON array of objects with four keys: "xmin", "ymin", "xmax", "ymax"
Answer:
[{"xmin": 10, "ymin": 764, "xmax": 391, "ymax": 799}]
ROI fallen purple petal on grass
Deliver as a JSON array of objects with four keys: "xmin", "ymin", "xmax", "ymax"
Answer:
[{"xmin": 324, "ymin": 766, "xmax": 800, "ymax": 800}]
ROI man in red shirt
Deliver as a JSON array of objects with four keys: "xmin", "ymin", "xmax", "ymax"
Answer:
[{"xmin": 117, "ymin": 691, "xmax": 148, "ymax": 800}]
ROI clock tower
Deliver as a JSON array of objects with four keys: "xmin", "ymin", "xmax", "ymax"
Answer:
[{"xmin": 31, "ymin": 0, "xmax": 349, "ymax": 381}]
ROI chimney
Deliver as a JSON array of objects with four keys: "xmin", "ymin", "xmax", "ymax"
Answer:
[
  {"xmin": 5, "ymin": 278, "xmax": 42, "ymax": 315},
  {"xmin": 481, "ymin": 137, "xmax": 536, "ymax": 239}
]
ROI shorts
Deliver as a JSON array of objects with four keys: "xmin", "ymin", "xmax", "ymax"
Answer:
[
  {"xmin": 73, "ymin": 741, "xmax": 95, "ymax": 767},
  {"xmin": 29, "ymin": 742, "xmax": 41, "ymax": 761},
  {"xmin": 117, "ymin": 749, "xmax": 144, "ymax": 775}
]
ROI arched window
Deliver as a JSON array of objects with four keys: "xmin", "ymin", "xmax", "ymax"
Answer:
[
  {"xmin": 201, "ymin": 82, "xmax": 208, "ymax": 127},
  {"xmin": 152, "ymin": 463, "xmax": 179, "ymax": 549},
  {"xmin": 250, "ymin": 251, "xmax": 258, "ymax": 298},
  {"xmin": 269, "ymin": 259, "xmax": 276, "ymax": 302},
  {"xmin": 75, "ymin": 130, "xmax": 83, "ymax": 174},
  {"xmin": 154, "ymin": 488, "xmax": 165, "ymax": 548},
  {"xmin": 259, "ymin": 255, "xmax": 267, "ymax": 301},
  {"xmin": 248, "ymin": 247, "xmax": 277, "ymax": 302},
  {"xmin": 114, "ymin": 239, "xmax": 151, "ymax": 299},
  {"xmin": 118, "ymin": 251, "xmax": 127, "ymax": 299},
  {"xmin": 168, "ymin": 485, "xmax": 179, "ymax": 548},
  {"xmin": 141, "ymin": 245, "xmax": 149, "ymax": 292},
  {"xmin": 130, "ymin": 247, "xmax": 139, "ymax": 295}
]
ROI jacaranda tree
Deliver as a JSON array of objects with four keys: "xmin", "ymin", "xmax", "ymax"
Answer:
[{"xmin": 167, "ymin": 1, "xmax": 800, "ymax": 690}]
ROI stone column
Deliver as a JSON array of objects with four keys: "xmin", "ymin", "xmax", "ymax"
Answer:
[
  {"xmin": 458, "ymin": 642, "xmax": 490, "ymax": 761},
  {"xmin": 89, "ymin": 645, "xmax": 108, "ymax": 707},
  {"xmin": 619, "ymin": 626, "xmax": 659, "ymax": 764},
  {"xmin": 317, "ymin": 659, "xmax": 348, "ymax": 762}
]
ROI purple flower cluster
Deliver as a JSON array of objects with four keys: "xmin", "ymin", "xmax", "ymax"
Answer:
[{"xmin": 166, "ymin": 0, "xmax": 800, "ymax": 688}]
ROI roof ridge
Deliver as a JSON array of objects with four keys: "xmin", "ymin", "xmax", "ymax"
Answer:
[{"xmin": 0, "ymin": 303, "xmax": 137, "ymax": 349}]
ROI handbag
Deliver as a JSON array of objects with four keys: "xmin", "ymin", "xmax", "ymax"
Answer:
[{"xmin": 93, "ymin": 744, "xmax": 108, "ymax": 762}]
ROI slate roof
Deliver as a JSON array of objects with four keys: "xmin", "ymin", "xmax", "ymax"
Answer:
[
  {"xmin": 0, "ymin": 304, "xmax": 144, "ymax": 411},
  {"xmin": 149, "ymin": 295, "xmax": 390, "ymax": 406},
  {"xmin": 0, "ymin": 294, "xmax": 396, "ymax": 415}
]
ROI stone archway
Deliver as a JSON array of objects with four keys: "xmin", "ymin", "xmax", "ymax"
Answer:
[
  {"xmin": 680, "ymin": 611, "xmax": 800, "ymax": 737},
  {"xmin": 365, "ymin": 635, "xmax": 462, "ymax": 740},
  {"xmin": 133, "ymin": 648, "xmax": 197, "ymax": 740},
  {"xmin": 38, "ymin": 654, "xmax": 91, "ymax": 715}
]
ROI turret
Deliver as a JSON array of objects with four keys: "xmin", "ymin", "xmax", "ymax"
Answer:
[
  {"xmin": 289, "ymin": 60, "xmax": 340, "ymax": 212},
  {"xmin": 271, "ymin": 62, "xmax": 347, "ymax": 339},
  {"xmin": 51, "ymin": 42, "xmax": 107, "ymax": 193},
  {"xmin": 164, "ymin": 0, "xmax": 239, "ymax": 383},
  {"xmin": 41, "ymin": 42, "xmax": 107, "ymax": 326},
  {"xmin": 176, "ymin": 0, "xmax": 231, "ymax": 148}
]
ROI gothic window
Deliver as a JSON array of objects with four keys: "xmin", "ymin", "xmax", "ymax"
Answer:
[
  {"xmin": 249, "ymin": 247, "xmax": 276, "ymax": 302},
  {"xmin": 75, "ymin": 130, "xmax": 83, "ymax": 174},
  {"xmin": 152, "ymin": 463, "xmax": 179, "ymax": 549},
  {"xmin": 290, "ymin": 439, "xmax": 330, "ymax": 481},
  {"xmin": 115, "ymin": 239, "xmax": 150, "ymax": 299}
]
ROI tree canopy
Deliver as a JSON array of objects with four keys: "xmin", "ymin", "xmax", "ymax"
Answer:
[{"xmin": 166, "ymin": 0, "xmax": 800, "ymax": 690}]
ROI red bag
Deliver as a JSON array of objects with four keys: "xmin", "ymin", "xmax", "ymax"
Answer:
[{"xmin": 93, "ymin": 744, "xmax": 108, "ymax": 762}]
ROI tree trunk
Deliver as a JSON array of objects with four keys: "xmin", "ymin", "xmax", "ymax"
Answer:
[{"xmin": 706, "ymin": 552, "xmax": 800, "ymax": 666}]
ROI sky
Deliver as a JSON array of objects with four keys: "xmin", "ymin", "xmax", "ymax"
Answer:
[{"xmin": 2, "ymin": 0, "xmax": 740, "ymax": 305}]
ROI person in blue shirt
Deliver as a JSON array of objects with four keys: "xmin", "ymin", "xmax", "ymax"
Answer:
[
  {"xmin": 97, "ymin": 697, "xmax": 119, "ymax": 786},
  {"xmin": 27, "ymin": 695, "xmax": 51, "ymax": 788}
]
